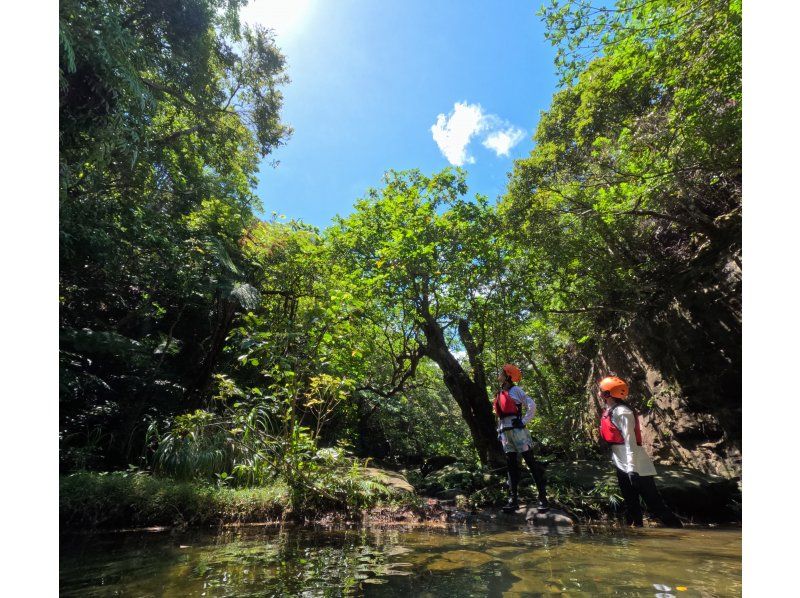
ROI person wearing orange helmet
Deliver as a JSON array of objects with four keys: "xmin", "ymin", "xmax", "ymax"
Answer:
[
  {"xmin": 494, "ymin": 363, "xmax": 549, "ymax": 512},
  {"xmin": 598, "ymin": 375, "xmax": 682, "ymax": 528}
]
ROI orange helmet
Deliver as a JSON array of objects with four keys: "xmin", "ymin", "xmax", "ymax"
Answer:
[
  {"xmin": 502, "ymin": 364, "xmax": 522, "ymax": 383},
  {"xmin": 599, "ymin": 376, "xmax": 628, "ymax": 399}
]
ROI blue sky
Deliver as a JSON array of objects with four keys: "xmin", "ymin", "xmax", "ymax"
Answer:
[{"xmin": 240, "ymin": 0, "xmax": 559, "ymax": 229}]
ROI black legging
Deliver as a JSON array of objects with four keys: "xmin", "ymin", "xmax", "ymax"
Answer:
[
  {"xmin": 506, "ymin": 450, "xmax": 547, "ymax": 499},
  {"xmin": 615, "ymin": 467, "xmax": 683, "ymax": 528}
]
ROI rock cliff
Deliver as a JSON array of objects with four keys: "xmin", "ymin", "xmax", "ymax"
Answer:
[{"xmin": 584, "ymin": 241, "xmax": 741, "ymax": 478}]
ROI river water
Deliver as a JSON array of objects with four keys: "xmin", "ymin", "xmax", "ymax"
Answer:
[{"xmin": 60, "ymin": 523, "xmax": 741, "ymax": 596}]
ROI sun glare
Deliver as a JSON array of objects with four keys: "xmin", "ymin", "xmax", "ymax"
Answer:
[{"xmin": 239, "ymin": 0, "xmax": 313, "ymax": 38}]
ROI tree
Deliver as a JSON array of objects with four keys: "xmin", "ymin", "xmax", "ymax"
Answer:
[
  {"xmin": 327, "ymin": 169, "xmax": 521, "ymax": 467},
  {"xmin": 505, "ymin": 0, "xmax": 740, "ymax": 318}
]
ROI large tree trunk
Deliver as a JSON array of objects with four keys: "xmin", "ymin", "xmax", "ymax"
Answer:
[
  {"xmin": 185, "ymin": 297, "xmax": 238, "ymax": 406},
  {"xmin": 420, "ymin": 311, "xmax": 505, "ymax": 469}
]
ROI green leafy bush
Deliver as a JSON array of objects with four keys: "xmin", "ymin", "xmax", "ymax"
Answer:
[{"xmin": 146, "ymin": 377, "xmax": 397, "ymax": 515}]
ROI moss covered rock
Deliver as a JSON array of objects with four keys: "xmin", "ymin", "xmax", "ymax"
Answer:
[
  {"xmin": 414, "ymin": 462, "xmax": 492, "ymax": 497},
  {"xmin": 362, "ymin": 467, "xmax": 414, "ymax": 494}
]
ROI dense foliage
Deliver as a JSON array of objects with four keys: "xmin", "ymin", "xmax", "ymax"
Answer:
[
  {"xmin": 60, "ymin": 0, "xmax": 741, "ymax": 509},
  {"xmin": 505, "ymin": 0, "xmax": 741, "ymax": 446},
  {"xmin": 60, "ymin": 0, "xmax": 291, "ymax": 469}
]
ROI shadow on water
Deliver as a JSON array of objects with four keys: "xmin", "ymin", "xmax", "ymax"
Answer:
[{"xmin": 60, "ymin": 522, "xmax": 741, "ymax": 597}]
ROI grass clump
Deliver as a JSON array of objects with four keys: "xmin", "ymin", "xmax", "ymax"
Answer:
[
  {"xmin": 60, "ymin": 471, "xmax": 287, "ymax": 530},
  {"xmin": 60, "ymin": 466, "xmax": 415, "ymax": 530}
]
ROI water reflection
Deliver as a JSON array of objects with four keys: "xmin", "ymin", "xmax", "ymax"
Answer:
[{"xmin": 60, "ymin": 523, "xmax": 741, "ymax": 596}]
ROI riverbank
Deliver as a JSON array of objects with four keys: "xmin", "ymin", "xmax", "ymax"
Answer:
[
  {"xmin": 59, "ymin": 471, "xmax": 460, "ymax": 531},
  {"xmin": 60, "ymin": 472, "xmax": 290, "ymax": 529},
  {"xmin": 61, "ymin": 458, "xmax": 741, "ymax": 531}
]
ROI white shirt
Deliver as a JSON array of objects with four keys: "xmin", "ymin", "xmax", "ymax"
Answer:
[
  {"xmin": 497, "ymin": 385, "xmax": 536, "ymax": 429},
  {"xmin": 609, "ymin": 404, "xmax": 657, "ymax": 476}
]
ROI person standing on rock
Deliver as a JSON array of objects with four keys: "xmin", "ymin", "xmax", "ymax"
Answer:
[
  {"xmin": 597, "ymin": 375, "xmax": 683, "ymax": 528},
  {"xmin": 494, "ymin": 363, "xmax": 549, "ymax": 512}
]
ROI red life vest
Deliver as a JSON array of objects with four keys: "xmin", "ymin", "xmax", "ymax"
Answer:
[
  {"xmin": 494, "ymin": 389, "xmax": 521, "ymax": 418},
  {"xmin": 599, "ymin": 404, "xmax": 642, "ymax": 446}
]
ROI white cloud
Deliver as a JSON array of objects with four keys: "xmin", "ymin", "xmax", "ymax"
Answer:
[
  {"xmin": 430, "ymin": 102, "xmax": 487, "ymax": 166},
  {"xmin": 431, "ymin": 102, "xmax": 526, "ymax": 165},
  {"xmin": 482, "ymin": 127, "xmax": 526, "ymax": 157}
]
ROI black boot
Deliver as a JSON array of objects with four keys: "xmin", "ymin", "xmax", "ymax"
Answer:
[
  {"xmin": 537, "ymin": 493, "xmax": 550, "ymax": 510},
  {"xmin": 522, "ymin": 451, "xmax": 549, "ymax": 510},
  {"xmin": 504, "ymin": 452, "xmax": 521, "ymax": 512},
  {"xmin": 658, "ymin": 512, "xmax": 683, "ymax": 528},
  {"xmin": 503, "ymin": 493, "xmax": 520, "ymax": 513}
]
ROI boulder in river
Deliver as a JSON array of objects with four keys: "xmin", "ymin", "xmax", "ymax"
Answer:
[
  {"xmin": 525, "ymin": 507, "xmax": 575, "ymax": 526},
  {"xmin": 489, "ymin": 504, "xmax": 576, "ymax": 526}
]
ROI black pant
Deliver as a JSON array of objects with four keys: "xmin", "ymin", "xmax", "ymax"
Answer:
[
  {"xmin": 615, "ymin": 467, "xmax": 683, "ymax": 528},
  {"xmin": 506, "ymin": 450, "xmax": 547, "ymax": 499}
]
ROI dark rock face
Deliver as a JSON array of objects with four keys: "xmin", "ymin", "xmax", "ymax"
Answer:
[
  {"xmin": 654, "ymin": 466, "xmax": 740, "ymax": 522},
  {"xmin": 586, "ymin": 246, "xmax": 741, "ymax": 478}
]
